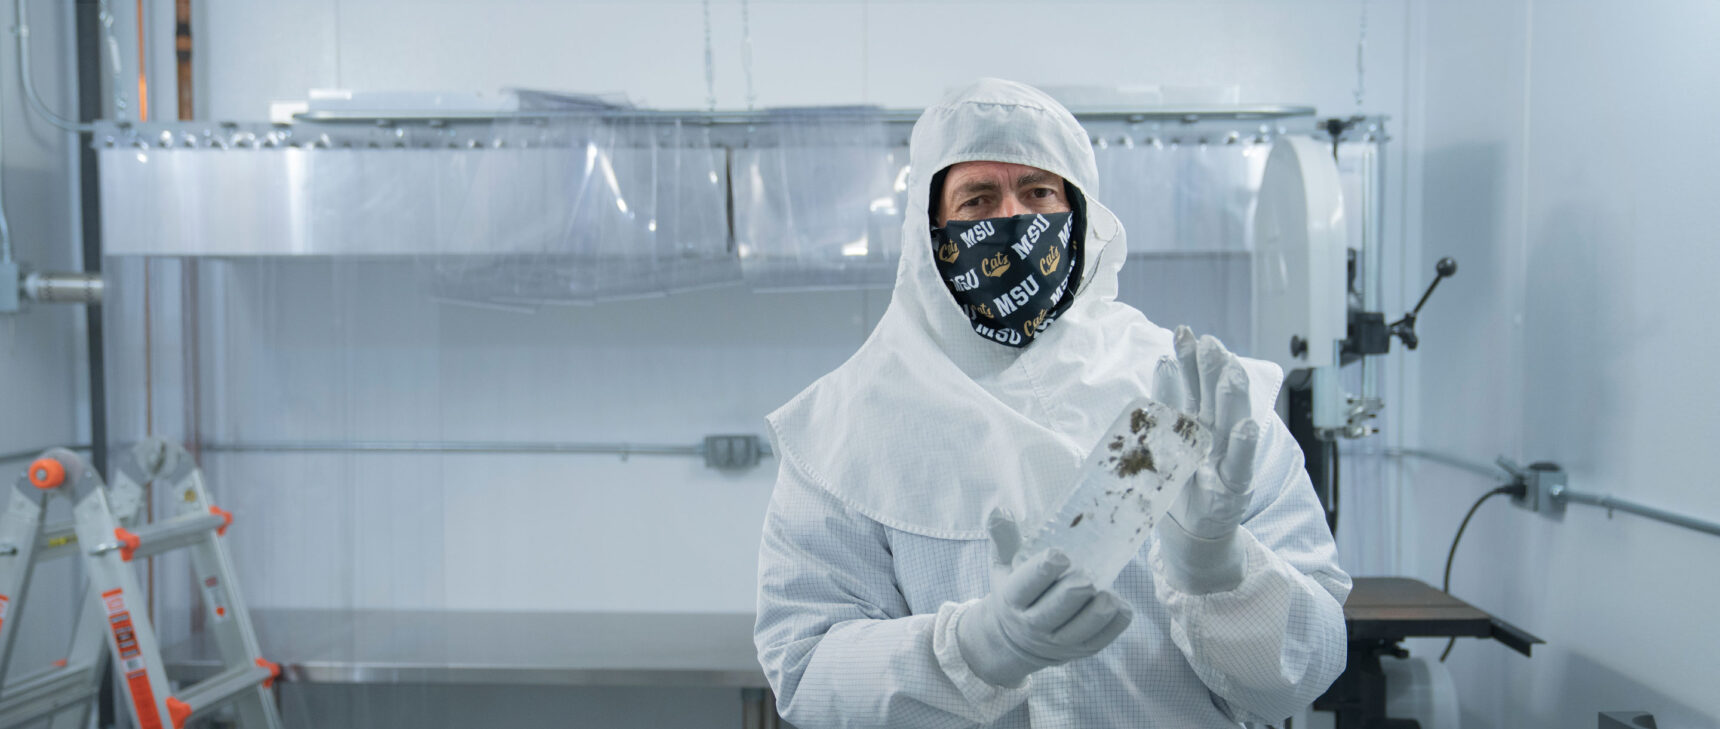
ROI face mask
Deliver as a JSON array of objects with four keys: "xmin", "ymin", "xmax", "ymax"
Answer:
[{"xmin": 932, "ymin": 211, "xmax": 1077, "ymax": 348}]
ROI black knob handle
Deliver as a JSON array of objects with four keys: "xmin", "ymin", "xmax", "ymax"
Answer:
[
  {"xmin": 1436, "ymin": 257, "xmax": 1457, "ymax": 278},
  {"xmin": 1395, "ymin": 326, "xmax": 1420, "ymax": 351}
]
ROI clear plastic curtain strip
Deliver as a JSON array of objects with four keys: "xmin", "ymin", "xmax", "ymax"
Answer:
[
  {"xmin": 1096, "ymin": 132, "xmax": 1270, "ymax": 356},
  {"xmin": 434, "ymin": 106, "xmax": 737, "ymax": 307},
  {"xmin": 1091, "ymin": 133, "xmax": 1270, "ymax": 253},
  {"xmin": 730, "ymin": 108, "xmax": 908, "ymax": 291}
]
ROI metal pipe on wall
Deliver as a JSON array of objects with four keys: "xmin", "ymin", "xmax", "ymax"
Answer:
[
  {"xmin": 199, "ymin": 439, "xmax": 774, "ymax": 460},
  {"xmin": 1551, "ymin": 487, "xmax": 1720, "ymax": 539},
  {"xmin": 1382, "ymin": 447, "xmax": 1503, "ymax": 480},
  {"xmin": 76, "ymin": 0, "xmax": 109, "ymax": 481},
  {"xmin": 74, "ymin": 2, "xmax": 113, "ymax": 718}
]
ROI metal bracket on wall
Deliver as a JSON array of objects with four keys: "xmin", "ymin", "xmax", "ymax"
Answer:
[{"xmin": 0, "ymin": 266, "xmax": 104, "ymax": 313}]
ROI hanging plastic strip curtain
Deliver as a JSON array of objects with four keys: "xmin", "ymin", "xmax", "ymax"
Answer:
[
  {"xmin": 98, "ymin": 126, "xmax": 471, "ymax": 257},
  {"xmin": 95, "ymin": 110, "xmax": 1321, "ymax": 297},
  {"xmin": 434, "ymin": 112, "xmax": 737, "ymax": 307},
  {"xmin": 1092, "ymin": 136, "xmax": 1270, "ymax": 253},
  {"xmin": 94, "ymin": 109, "xmax": 740, "ymax": 307},
  {"xmin": 730, "ymin": 108, "xmax": 909, "ymax": 291}
]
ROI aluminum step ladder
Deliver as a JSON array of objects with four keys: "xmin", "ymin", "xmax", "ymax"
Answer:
[
  {"xmin": 0, "ymin": 446, "xmax": 132, "ymax": 729},
  {"xmin": 0, "ymin": 441, "xmax": 283, "ymax": 729}
]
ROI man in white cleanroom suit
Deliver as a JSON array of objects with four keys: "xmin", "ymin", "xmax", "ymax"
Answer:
[{"xmin": 755, "ymin": 78, "xmax": 1350, "ymax": 728}]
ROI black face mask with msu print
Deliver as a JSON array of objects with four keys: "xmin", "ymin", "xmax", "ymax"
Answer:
[{"xmin": 931, "ymin": 211, "xmax": 1078, "ymax": 348}]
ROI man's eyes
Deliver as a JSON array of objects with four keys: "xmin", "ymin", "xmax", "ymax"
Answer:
[{"xmin": 953, "ymin": 187, "xmax": 1057, "ymax": 215}]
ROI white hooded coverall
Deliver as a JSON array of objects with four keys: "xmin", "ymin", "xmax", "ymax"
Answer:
[{"xmin": 755, "ymin": 79, "xmax": 1351, "ymax": 728}]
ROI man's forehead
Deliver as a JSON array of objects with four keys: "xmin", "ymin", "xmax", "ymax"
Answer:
[{"xmin": 943, "ymin": 161, "xmax": 1062, "ymax": 188}]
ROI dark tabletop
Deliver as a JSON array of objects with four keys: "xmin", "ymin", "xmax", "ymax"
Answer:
[{"xmin": 1342, "ymin": 577, "xmax": 1495, "ymax": 641}]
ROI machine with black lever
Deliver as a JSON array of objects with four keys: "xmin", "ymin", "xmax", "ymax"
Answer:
[
  {"xmin": 1249, "ymin": 127, "xmax": 1459, "ymax": 535},
  {"xmin": 1285, "ymin": 256, "xmax": 1458, "ymax": 533}
]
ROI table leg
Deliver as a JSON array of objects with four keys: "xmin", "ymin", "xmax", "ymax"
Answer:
[
  {"xmin": 1313, "ymin": 639, "xmax": 1422, "ymax": 729},
  {"xmin": 741, "ymin": 687, "xmax": 781, "ymax": 729}
]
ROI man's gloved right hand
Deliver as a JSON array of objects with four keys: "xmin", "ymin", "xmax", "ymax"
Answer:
[
  {"xmin": 1151, "ymin": 326, "xmax": 1262, "ymax": 594},
  {"xmin": 954, "ymin": 509, "xmax": 1134, "ymax": 688}
]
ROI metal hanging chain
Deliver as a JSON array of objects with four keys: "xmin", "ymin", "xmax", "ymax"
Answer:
[
  {"xmin": 741, "ymin": 0, "xmax": 755, "ymax": 111},
  {"xmin": 860, "ymin": 0, "xmax": 869, "ymax": 103},
  {"xmin": 702, "ymin": 0, "xmax": 717, "ymax": 112},
  {"xmin": 1354, "ymin": 0, "xmax": 1368, "ymax": 110}
]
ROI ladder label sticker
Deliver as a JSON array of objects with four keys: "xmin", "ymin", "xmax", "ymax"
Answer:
[
  {"xmin": 101, "ymin": 588, "xmax": 165, "ymax": 729},
  {"xmin": 202, "ymin": 575, "xmax": 231, "ymax": 621},
  {"xmin": 0, "ymin": 594, "xmax": 9, "ymax": 633}
]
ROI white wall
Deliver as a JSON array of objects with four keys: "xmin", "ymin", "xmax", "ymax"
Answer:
[
  {"xmin": 112, "ymin": 1, "xmax": 1418, "ymax": 727},
  {"xmin": 199, "ymin": 0, "xmax": 1407, "ymax": 119},
  {"xmin": 1409, "ymin": 1, "xmax": 1720, "ymax": 726},
  {"xmin": 0, "ymin": 0, "xmax": 89, "ymax": 688},
  {"xmin": 66, "ymin": 2, "xmax": 1720, "ymax": 727},
  {"xmin": 168, "ymin": 0, "xmax": 1412, "ymax": 614}
]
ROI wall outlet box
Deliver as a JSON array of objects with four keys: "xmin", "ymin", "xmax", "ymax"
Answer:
[{"xmin": 1512, "ymin": 462, "xmax": 1566, "ymax": 515}]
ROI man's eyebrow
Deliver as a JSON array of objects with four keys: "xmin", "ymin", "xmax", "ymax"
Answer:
[
  {"xmin": 949, "ymin": 179, "xmax": 1002, "ymax": 199},
  {"xmin": 1015, "ymin": 171, "xmax": 1056, "ymax": 188}
]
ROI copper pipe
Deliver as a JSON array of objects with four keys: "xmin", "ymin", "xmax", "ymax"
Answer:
[
  {"xmin": 135, "ymin": 0, "xmax": 147, "ymax": 121},
  {"xmin": 175, "ymin": 0, "xmax": 190, "ymax": 119}
]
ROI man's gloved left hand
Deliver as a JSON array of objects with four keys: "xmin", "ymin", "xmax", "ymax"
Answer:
[
  {"xmin": 1150, "ymin": 326, "xmax": 1262, "ymax": 594},
  {"xmin": 953, "ymin": 509, "xmax": 1135, "ymax": 688}
]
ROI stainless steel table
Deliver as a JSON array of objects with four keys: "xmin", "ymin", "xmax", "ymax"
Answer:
[{"xmin": 162, "ymin": 609, "xmax": 777, "ymax": 727}]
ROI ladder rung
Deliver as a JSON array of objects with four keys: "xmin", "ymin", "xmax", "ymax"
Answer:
[
  {"xmin": 0, "ymin": 523, "xmax": 79, "ymax": 560},
  {"xmin": 169, "ymin": 663, "xmax": 272, "ymax": 725},
  {"xmin": 0, "ymin": 661, "xmax": 98, "ymax": 729},
  {"xmin": 96, "ymin": 511, "xmax": 225, "ymax": 561}
]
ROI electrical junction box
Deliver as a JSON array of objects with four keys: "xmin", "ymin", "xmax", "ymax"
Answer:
[
  {"xmin": 1512, "ymin": 461, "xmax": 1568, "ymax": 515},
  {"xmin": 0, "ymin": 260, "xmax": 18, "ymax": 313}
]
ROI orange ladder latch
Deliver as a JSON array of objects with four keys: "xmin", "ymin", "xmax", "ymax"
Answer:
[
  {"xmin": 210, "ymin": 505, "xmax": 233, "ymax": 537},
  {"xmin": 256, "ymin": 657, "xmax": 281, "ymax": 689},
  {"xmin": 166, "ymin": 696, "xmax": 192, "ymax": 729},
  {"xmin": 114, "ymin": 528, "xmax": 141, "ymax": 562}
]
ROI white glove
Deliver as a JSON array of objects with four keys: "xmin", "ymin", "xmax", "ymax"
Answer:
[
  {"xmin": 1151, "ymin": 326, "xmax": 1263, "ymax": 594},
  {"xmin": 954, "ymin": 509, "xmax": 1135, "ymax": 688}
]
